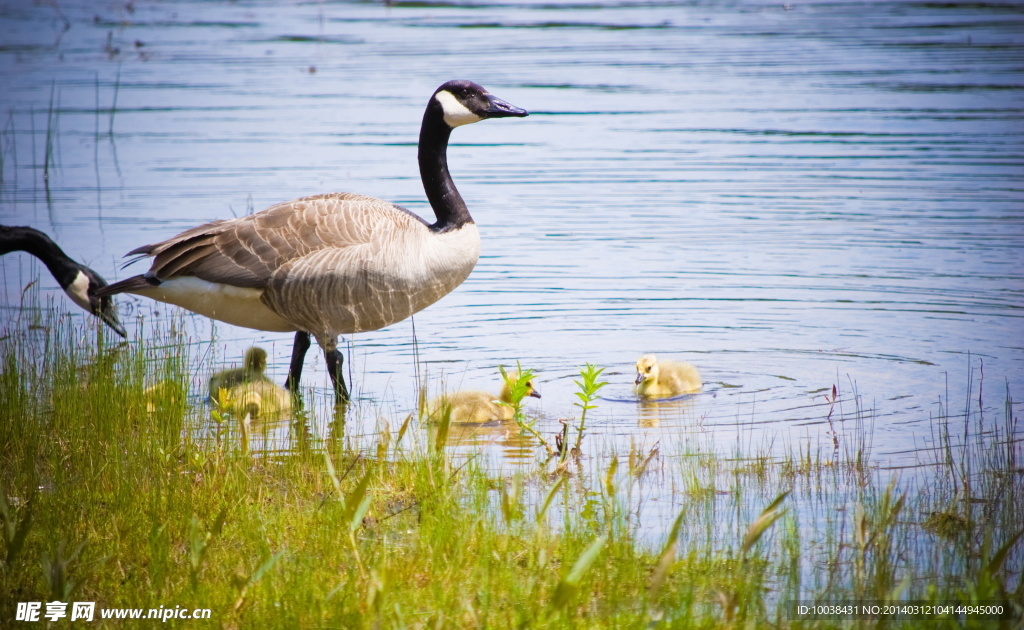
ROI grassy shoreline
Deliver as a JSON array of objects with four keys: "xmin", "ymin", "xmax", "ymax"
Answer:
[{"xmin": 1, "ymin": 313, "xmax": 1022, "ymax": 628}]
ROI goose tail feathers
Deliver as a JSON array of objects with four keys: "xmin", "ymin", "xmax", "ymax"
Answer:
[{"xmin": 95, "ymin": 274, "xmax": 159, "ymax": 298}]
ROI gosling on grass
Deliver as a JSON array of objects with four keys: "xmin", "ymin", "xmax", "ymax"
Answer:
[
  {"xmin": 209, "ymin": 347, "xmax": 291, "ymax": 419},
  {"xmin": 429, "ymin": 371, "xmax": 541, "ymax": 423},
  {"xmin": 634, "ymin": 354, "xmax": 702, "ymax": 399}
]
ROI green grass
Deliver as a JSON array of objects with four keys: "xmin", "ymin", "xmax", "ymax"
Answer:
[{"xmin": 0, "ymin": 309, "xmax": 1022, "ymax": 628}]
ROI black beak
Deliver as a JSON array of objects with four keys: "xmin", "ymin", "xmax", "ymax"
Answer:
[
  {"xmin": 635, "ymin": 373, "xmax": 645, "ymax": 386},
  {"xmin": 529, "ymin": 388, "xmax": 542, "ymax": 399},
  {"xmin": 483, "ymin": 94, "xmax": 528, "ymax": 119},
  {"xmin": 94, "ymin": 296, "xmax": 128, "ymax": 338}
]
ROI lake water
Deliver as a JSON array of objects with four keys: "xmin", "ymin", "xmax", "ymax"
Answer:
[{"xmin": 1, "ymin": 0, "xmax": 1022, "ymax": 473}]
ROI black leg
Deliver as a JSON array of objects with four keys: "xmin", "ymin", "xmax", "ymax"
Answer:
[
  {"xmin": 284, "ymin": 331, "xmax": 311, "ymax": 392},
  {"xmin": 324, "ymin": 342, "xmax": 350, "ymax": 403}
]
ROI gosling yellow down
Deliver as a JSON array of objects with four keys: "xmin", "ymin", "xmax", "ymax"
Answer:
[
  {"xmin": 429, "ymin": 371, "xmax": 541, "ymax": 423},
  {"xmin": 209, "ymin": 347, "xmax": 291, "ymax": 419},
  {"xmin": 224, "ymin": 379, "xmax": 292, "ymax": 420},
  {"xmin": 209, "ymin": 347, "xmax": 270, "ymax": 400},
  {"xmin": 634, "ymin": 354, "xmax": 702, "ymax": 399}
]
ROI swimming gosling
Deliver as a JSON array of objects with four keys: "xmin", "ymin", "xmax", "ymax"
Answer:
[
  {"xmin": 429, "ymin": 371, "xmax": 541, "ymax": 423},
  {"xmin": 223, "ymin": 380, "xmax": 292, "ymax": 420},
  {"xmin": 634, "ymin": 354, "xmax": 702, "ymax": 398},
  {"xmin": 209, "ymin": 347, "xmax": 291, "ymax": 419},
  {"xmin": 208, "ymin": 346, "xmax": 271, "ymax": 401}
]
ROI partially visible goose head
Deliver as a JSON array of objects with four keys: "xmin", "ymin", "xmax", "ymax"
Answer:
[
  {"xmin": 0, "ymin": 225, "xmax": 126, "ymax": 337},
  {"xmin": 67, "ymin": 265, "xmax": 126, "ymax": 337},
  {"xmin": 499, "ymin": 370, "xmax": 542, "ymax": 402},
  {"xmin": 429, "ymin": 80, "xmax": 529, "ymax": 129}
]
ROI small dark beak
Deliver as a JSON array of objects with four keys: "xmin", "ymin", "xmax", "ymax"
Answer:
[
  {"xmin": 529, "ymin": 388, "xmax": 542, "ymax": 399},
  {"xmin": 635, "ymin": 373, "xmax": 645, "ymax": 386},
  {"xmin": 95, "ymin": 296, "xmax": 128, "ymax": 338},
  {"xmin": 483, "ymin": 93, "xmax": 528, "ymax": 119}
]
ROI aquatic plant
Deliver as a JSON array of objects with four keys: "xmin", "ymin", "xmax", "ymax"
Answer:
[
  {"xmin": 498, "ymin": 362, "xmax": 552, "ymax": 455},
  {"xmin": 556, "ymin": 363, "xmax": 607, "ymax": 470}
]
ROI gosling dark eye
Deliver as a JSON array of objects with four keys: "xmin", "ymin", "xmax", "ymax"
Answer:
[{"xmin": 646, "ymin": 367, "xmax": 652, "ymax": 372}]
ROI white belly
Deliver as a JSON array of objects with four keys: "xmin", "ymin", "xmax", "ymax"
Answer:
[{"xmin": 135, "ymin": 277, "xmax": 296, "ymax": 332}]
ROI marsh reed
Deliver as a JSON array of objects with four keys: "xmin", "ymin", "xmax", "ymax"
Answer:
[{"xmin": 0, "ymin": 307, "xmax": 1020, "ymax": 628}]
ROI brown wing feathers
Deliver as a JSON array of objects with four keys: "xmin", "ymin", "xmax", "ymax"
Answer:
[{"xmin": 96, "ymin": 193, "xmax": 408, "ymax": 300}]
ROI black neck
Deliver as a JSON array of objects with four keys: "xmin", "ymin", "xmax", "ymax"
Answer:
[
  {"xmin": 0, "ymin": 226, "xmax": 81, "ymax": 288},
  {"xmin": 419, "ymin": 99, "xmax": 472, "ymax": 232}
]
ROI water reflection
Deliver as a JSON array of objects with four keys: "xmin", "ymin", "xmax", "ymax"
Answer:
[
  {"xmin": 636, "ymin": 395, "xmax": 701, "ymax": 430},
  {"xmin": 446, "ymin": 420, "xmax": 538, "ymax": 463}
]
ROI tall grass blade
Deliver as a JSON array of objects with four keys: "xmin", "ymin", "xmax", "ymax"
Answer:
[
  {"xmin": 648, "ymin": 509, "xmax": 685, "ymax": 599},
  {"xmin": 395, "ymin": 411, "xmax": 413, "ymax": 447},
  {"xmin": 42, "ymin": 539, "xmax": 86, "ymax": 601},
  {"xmin": 433, "ymin": 403, "xmax": 452, "ymax": 455},
  {"xmin": 324, "ymin": 448, "xmax": 344, "ymax": 497},
  {"xmin": 345, "ymin": 468, "xmax": 374, "ymax": 533},
  {"xmin": 500, "ymin": 475, "xmax": 523, "ymax": 527},
  {"xmin": 742, "ymin": 491, "xmax": 789, "ymax": 557},
  {"xmin": 234, "ymin": 550, "xmax": 287, "ymax": 611},
  {"xmin": 0, "ymin": 492, "xmax": 33, "ymax": 567},
  {"xmin": 537, "ymin": 476, "xmax": 566, "ymax": 525},
  {"xmin": 550, "ymin": 535, "xmax": 607, "ymax": 612},
  {"xmin": 984, "ymin": 529, "xmax": 1023, "ymax": 576}
]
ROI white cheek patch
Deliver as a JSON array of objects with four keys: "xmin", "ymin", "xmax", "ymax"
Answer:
[
  {"xmin": 64, "ymin": 271, "xmax": 93, "ymax": 312},
  {"xmin": 435, "ymin": 90, "xmax": 482, "ymax": 128}
]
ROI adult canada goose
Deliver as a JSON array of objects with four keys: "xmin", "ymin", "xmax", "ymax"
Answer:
[
  {"xmin": 634, "ymin": 354, "xmax": 702, "ymax": 399},
  {"xmin": 0, "ymin": 225, "xmax": 126, "ymax": 337},
  {"xmin": 96, "ymin": 80, "xmax": 528, "ymax": 402},
  {"xmin": 428, "ymin": 370, "xmax": 541, "ymax": 423}
]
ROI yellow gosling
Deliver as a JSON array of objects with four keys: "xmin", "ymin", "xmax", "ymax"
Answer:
[
  {"xmin": 634, "ymin": 354, "xmax": 702, "ymax": 398},
  {"xmin": 208, "ymin": 347, "xmax": 270, "ymax": 401},
  {"xmin": 429, "ymin": 371, "xmax": 541, "ymax": 423},
  {"xmin": 223, "ymin": 379, "xmax": 292, "ymax": 420},
  {"xmin": 209, "ymin": 346, "xmax": 291, "ymax": 419}
]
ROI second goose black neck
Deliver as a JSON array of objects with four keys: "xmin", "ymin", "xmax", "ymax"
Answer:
[
  {"xmin": 419, "ymin": 100, "xmax": 472, "ymax": 233},
  {"xmin": 0, "ymin": 225, "xmax": 80, "ymax": 289}
]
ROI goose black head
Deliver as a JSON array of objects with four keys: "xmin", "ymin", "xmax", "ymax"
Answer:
[
  {"xmin": 0, "ymin": 225, "xmax": 127, "ymax": 338},
  {"xmin": 70, "ymin": 265, "xmax": 128, "ymax": 338},
  {"xmin": 432, "ymin": 80, "xmax": 529, "ymax": 129}
]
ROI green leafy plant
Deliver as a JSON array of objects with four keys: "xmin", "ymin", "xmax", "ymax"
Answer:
[
  {"xmin": 498, "ymin": 362, "xmax": 553, "ymax": 455},
  {"xmin": 557, "ymin": 364, "xmax": 607, "ymax": 468},
  {"xmin": 549, "ymin": 535, "xmax": 608, "ymax": 615}
]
